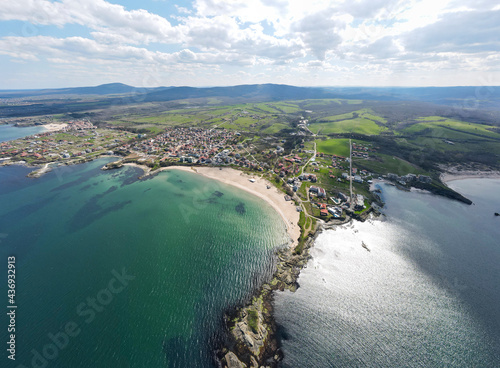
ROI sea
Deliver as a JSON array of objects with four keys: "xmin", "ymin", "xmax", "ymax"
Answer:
[
  {"xmin": 0, "ymin": 124, "xmax": 47, "ymax": 143},
  {"xmin": 0, "ymin": 158, "xmax": 288, "ymax": 368},
  {"xmin": 274, "ymin": 179, "xmax": 500, "ymax": 368}
]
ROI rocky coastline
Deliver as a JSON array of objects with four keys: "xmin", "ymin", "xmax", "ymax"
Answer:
[
  {"xmin": 215, "ymin": 210, "xmax": 366, "ymax": 368},
  {"xmin": 216, "ymin": 231, "xmax": 317, "ymax": 368}
]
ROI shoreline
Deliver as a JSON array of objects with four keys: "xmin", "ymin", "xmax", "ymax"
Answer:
[
  {"xmin": 42, "ymin": 123, "xmax": 68, "ymax": 132},
  {"xmin": 115, "ymin": 162, "xmax": 313, "ymax": 367},
  {"xmin": 440, "ymin": 170, "xmax": 500, "ymax": 183},
  {"xmin": 0, "ymin": 122, "xmax": 67, "ymax": 131},
  {"xmin": 122, "ymin": 163, "xmax": 301, "ymax": 248}
]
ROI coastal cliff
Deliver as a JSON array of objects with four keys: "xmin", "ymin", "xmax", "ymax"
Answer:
[
  {"xmin": 217, "ymin": 207, "xmax": 378, "ymax": 367},
  {"xmin": 217, "ymin": 222, "xmax": 323, "ymax": 368}
]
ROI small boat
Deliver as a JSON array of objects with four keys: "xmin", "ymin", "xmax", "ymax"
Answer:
[
  {"xmin": 495, "ymin": 212, "xmax": 499, "ymax": 216},
  {"xmin": 361, "ymin": 241, "xmax": 370, "ymax": 252}
]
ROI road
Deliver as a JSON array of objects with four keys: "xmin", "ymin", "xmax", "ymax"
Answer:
[{"xmin": 301, "ymin": 141, "xmax": 316, "ymax": 175}]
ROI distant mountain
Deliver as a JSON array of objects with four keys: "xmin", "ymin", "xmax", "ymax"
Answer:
[
  {"xmin": 54, "ymin": 83, "xmax": 146, "ymax": 95},
  {"xmin": 0, "ymin": 83, "xmax": 499, "ymax": 113},
  {"xmin": 142, "ymin": 83, "xmax": 336, "ymax": 102},
  {"xmin": 324, "ymin": 86, "xmax": 500, "ymax": 109},
  {"xmin": 0, "ymin": 83, "xmax": 168, "ymax": 98}
]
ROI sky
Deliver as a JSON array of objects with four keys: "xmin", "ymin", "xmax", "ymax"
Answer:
[{"xmin": 0, "ymin": 0, "xmax": 499, "ymax": 89}]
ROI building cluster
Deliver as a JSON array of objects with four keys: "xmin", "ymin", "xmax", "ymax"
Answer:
[
  {"xmin": 273, "ymin": 154, "xmax": 304, "ymax": 177},
  {"xmin": 341, "ymin": 168, "xmax": 372, "ymax": 184},
  {"xmin": 330, "ymin": 157, "xmax": 346, "ymax": 171},
  {"xmin": 212, "ymin": 149, "xmax": 261, "ymax": 169},
  {"xmin": 309, "ymin": 185, "xmax": 326, "ymax": 198},
  {"xmin": 352, "ymin": 142, "xmax": 377, "ymax": 159},
  {"xmin": 297, "ymin": 117, "xmax": 309, "ymax": 132},
  {"xmin": 116, "ymin": 127, "xmax": 261, "ymax": 167},
  {"xmin": 387, "ymin": 173, "xmax": 432, "ymax": 185},
  {"xmin": 1, "ymin": 128, "xmax": 131, "ymax": 162},
  {"xmin": 63, "ymin": 120, "xmax": 96, "ymax": 131}
]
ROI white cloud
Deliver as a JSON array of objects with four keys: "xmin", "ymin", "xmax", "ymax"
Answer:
[
  {"xmin": 0, "ymin": 0, "xmax": 499, "ymax": 87},
  {"xmin": 402, "ymin": 10, "xmax": 500, "ymax": 53},
  {"xmin": 1, "ymin": 0, "xmax": 180, "ymax": 44}
]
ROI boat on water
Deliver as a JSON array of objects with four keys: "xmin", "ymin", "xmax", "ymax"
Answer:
[{"xmin": 361, "ymin": 241, "xmax": 370, "ymax": 252}]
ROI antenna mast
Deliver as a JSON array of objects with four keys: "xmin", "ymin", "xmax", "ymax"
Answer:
[{"xmin": 349, "ymin": 138, "xmax": 353, "ymax": 209}]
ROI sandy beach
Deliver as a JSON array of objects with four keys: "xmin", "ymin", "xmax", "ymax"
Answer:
[
  {"xmin": 123, "ymin": 163, "xmax": 301, "ymax": 247},
  {"xmin": 43, "ymin": 123, "xmax": 68, "ymax": 132},
  {"xmin": 440, "ymin": 170, "xmax": 500, "ymax": 183}
]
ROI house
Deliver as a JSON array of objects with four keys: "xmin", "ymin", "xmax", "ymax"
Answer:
[
  {"xmin": 402, "ymin": 173, "xmax": 417, "ymax": 182},
  {"xmin": 320, "ymin": 209, "xmax": 328, "ymax": 216},
  {"xmin": 418, "ymin": 175, "xmax": 432, "ymax": 183},
  {"xmin": 328, "ymin": 207, "xmax": 342, "ymax": 218},
  {"xmin": 317, "ymin": 187, "xmax": 326, "ymax": 197},
  {"xmin": 338, "ymin": 192, "xmax": 348, "ymax": 202},
  {"xmin": 354, "ymin": 194, "xmax": 365, "ymax": 211}
]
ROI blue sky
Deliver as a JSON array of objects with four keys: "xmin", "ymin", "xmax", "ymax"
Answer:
[{"xmin": 0, "ymin": 0, "xmax": 499, "ymax": 89}]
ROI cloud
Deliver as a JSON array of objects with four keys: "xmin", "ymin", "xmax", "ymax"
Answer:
[
  {"xmin": 358, "ymin": 36, "xmax": 401, "ymax": 59},
  {"xmin": 403, "ymin": 10, "xmax": 500, "ymax": 53},
  {"xmin": 339, "ymin": 0, "xmax": 405, "ymax": 19},
  {"xmin": 179, "ymin": 15, "xmax": 304, "ymax": 62},
  {"xmin": 0, "ymin": 35, "xmax": 259, "ymax": 68},
  {"xmin": 1, "ymin": 0, "xmax": 499, "ymax": 87},
  {"xmin": 447, "ymin": 0, "xmax": 498, "ymax": 11},
  {"xmin": 291, "ymin": 9, "xmax": 344, "ymax": 60},
  {"xmin": 1, "ymin": 0, "xmax": 180, "ymax": 44}
]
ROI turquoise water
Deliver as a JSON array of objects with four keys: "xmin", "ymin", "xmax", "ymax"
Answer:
[
  {"xmin": 0, "ymin": 159, "xmax": 288, "ymax": 367},
  {"xmin": 0, "ymin": 124, "xmax": 47, "ymax": 143},
  {"xmin": 274, "ymin": 179, "xmax": 500, "ymax": 367}
]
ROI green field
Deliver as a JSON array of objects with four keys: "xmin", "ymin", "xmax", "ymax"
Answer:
[
  {"xmin": 310, "ymin": 117, "xmax": 386, "ymax": 135},
  {"xmin": 262, "ymin": 123, "xmax": 289, "ymax": 134},
  {"xmin": 403, "ymin": 117, "xmax": 500, "ymax": 139},
  {"xmin": 356, "ymin": 154, "xmax": 427, "ymax": 176},
  {"xmin": 315, "ymin": 138, "xmax": 351, "ymax": 156},
  {"xmin": 270, "ymin": 102, "xmax": 302, "ymax": 113},
  {"xmin": 308, "ymin": 108, "xmax": 388, "ymax": 135},
  {"xmin": 251, "ymin": 103, "xmax": 282, "ymax": 114}
]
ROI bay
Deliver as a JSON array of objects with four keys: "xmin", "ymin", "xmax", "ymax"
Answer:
[
  {"xmin": 0, "ymin": 124, "xmax": 47, "ymax": 143},
  {"xmin": 0, "ymin": 158, "xmax": 288, "ymax": 367}
]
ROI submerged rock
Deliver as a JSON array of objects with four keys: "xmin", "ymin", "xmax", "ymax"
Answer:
[{"xmin": 235, "ymin": 202, "xmax": 246, "ymax": 215}]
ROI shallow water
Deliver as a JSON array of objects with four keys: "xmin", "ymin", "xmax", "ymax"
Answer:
[{"xmin": 0, "ymin": 124, "xmax": 47, "ymax": 143}]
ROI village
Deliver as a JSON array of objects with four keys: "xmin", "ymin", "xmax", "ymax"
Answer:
[
  {"xmin": 0, "ymin": 120, "xmax": 135, "ymax": 165},
  {"xmin": 0, "ymin": 119, "xmax": 435, "ymax": 227}
]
